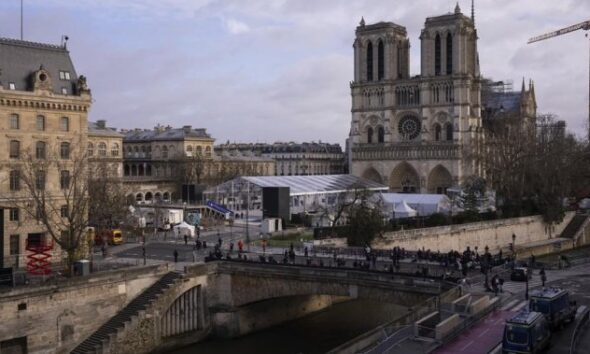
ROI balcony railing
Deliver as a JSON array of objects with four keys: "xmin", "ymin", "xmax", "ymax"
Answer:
[{"xmin": 352, "ymin": 142, "xmax": 461, "ymax": 160}]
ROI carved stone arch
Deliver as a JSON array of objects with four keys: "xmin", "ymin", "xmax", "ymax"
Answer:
[
  {"xmin": 427, "ymin": 165, "xmax": 453, "ymax": 194},
  {"xmin": 435, "ymin": 112, "xmax": 448, "ymax": 123},
  {"xmin": 362, "ymin": 167, "xmax": 383, "ymax": 184},
  {"xmin": 389, "ymin": 162, "xmax": 420, "ymax": 193},
  {"xmin": 161, "ymin": 285, "xmax": 203, "ymax": 338}
]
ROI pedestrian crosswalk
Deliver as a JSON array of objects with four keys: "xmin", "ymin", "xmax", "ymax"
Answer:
[{"xmin": 470, "ymin": 279, "xmax": 544, "ymax": 295}]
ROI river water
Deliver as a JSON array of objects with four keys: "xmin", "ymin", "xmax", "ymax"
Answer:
[{"xmin": 170, "ymin": 299, "xmax": 406, "ymax": 354}]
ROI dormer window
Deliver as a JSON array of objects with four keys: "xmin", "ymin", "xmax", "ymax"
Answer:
[
  {"xmin": 61, "ymin": 87, "xmax": 68, "ymax": 95},
  {"xmin": 9, "ymin": 82, "xmax": 16, "ymax": 90},
  {"xmin": 59, "ymin": 71, "xmax": 71, "ymax": 80}
]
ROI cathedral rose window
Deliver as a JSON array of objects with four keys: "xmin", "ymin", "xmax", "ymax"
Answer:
[{"xmin": 398, "ymin": 116, "xmax": 421, "ymax": 140}]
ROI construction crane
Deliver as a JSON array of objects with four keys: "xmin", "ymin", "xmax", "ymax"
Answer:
[{"xmin": 528, "ymin": 20, "xmax": 590, "ymax": 139}]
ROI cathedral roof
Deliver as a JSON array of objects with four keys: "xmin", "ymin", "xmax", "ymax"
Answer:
[
  {"xmin": 0, "ymin": 37, "xmax": 79, "ymax": 95},
  {"xmin": 483, "ymin": 91, "xmax": 522, "ymax": 116}
]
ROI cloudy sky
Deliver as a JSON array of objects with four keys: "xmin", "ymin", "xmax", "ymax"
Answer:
[{"xmin": 1, "ymin": 0, "xmax": 588, "ymax": 144}]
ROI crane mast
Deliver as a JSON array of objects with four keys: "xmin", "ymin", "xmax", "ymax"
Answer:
[{"xmin": 528, "ymin": 20, "xmax": 590, "ymax": 140}]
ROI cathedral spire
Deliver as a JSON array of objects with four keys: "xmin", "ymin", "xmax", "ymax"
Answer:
[
  {"xmin": 521, "ymin": 77, "xmax": 526, "ymax": 93},
  {"xmin": 471, "ymin": 0, "xmax": 475, "ymax": 25},
  {"xmin": 359, "ymin": 17, "xmax": 365, "ymax": 27},
  {"xmin": 455, "ymin": 2, "xmax": 461, "ymax": 14}
]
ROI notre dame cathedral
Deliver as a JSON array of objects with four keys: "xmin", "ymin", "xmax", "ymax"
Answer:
[{"xmin": 348, "ymin": 3, "xmax": 536, "ymax": 194}]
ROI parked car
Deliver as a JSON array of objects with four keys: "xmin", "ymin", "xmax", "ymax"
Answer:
[
  {"xmin": 510, "ymin": 267, "xmax": 530, "ymax": 281},
  {"xmin": 529, "ymin": 287, "xmax": 577, "ymax": 329},
  {"xmin": 503, "ymin": 310, "xmax": 551, "ymax": 354}
]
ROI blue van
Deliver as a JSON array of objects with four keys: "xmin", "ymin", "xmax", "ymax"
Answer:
[
  {"xmin": 503, "ymin": 311, "xmax": 551, "ymax": 354},
  {"xmin": 529, "ymin": 288, "xmax": 576, "ymax": 329}
]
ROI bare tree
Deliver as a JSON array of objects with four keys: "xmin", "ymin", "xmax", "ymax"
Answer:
[
  {"xmin": 8, "ymin": 138, "xmax": 89, "ymax": 274},
  {"xmin": 88, "ymin": 160, "xmax": 129, "ymax": 233}
]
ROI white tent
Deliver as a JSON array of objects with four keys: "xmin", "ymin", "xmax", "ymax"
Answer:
[
  {"xmin": 380, "ymin": 193, "xmax": 451, "ymax": 216},
  {"xmin": 173, "ymin": 221, "xmax": 195, "ymax": 238},
  {"xmin": 393, "ymin": 200, "xmax": 417, "ymax": 219}
]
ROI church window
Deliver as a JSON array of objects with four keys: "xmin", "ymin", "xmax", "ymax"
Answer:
[
  {"xmin": 377, "ymin": 40, "xmax": 385, "ymax": 80},
  {"xmin": 446, "ymin": 33, "xmax": 453, "ymax": 74},
  {"xmin": 434, "ymin": 34, "xmax": 441, "ymax": 76},
  {"xmin": 366, "ymin": 42, "xmax": 373, "ymax": 81},
  {"xmin": 446, "ymin": 123, "xmax": 453, "ymax": 141},
  {"xmin": 398, "ymin": 116, "xmax": 421, "ymax": 141},
  {"xmin": 434, "ymin": 124, "xmax": 441, "ymax": 141},
  {"xmin": 377, "ymin": 126, "xmax": 385, "ymax": 143},
  {"xmin": 367, "ymin": 127, "xmax": 374, "ymax": 144}
]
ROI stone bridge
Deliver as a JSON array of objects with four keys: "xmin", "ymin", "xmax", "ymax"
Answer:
[
  {"xmin": 104, "ymin": 261, "xmax": 452, "ymax": 353},
  {"xmin": 0, "ymin": 261, "xmax": 455, "ymax": 354}
]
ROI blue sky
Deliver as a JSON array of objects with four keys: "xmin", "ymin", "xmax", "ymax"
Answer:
[{"xmin": 1, "ymin": 0, "xmax": 588, "ymax": 144}]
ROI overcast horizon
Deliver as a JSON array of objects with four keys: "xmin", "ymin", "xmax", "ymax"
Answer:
[{"xmin": 1, "ymin": 0, "xmax": 588, "ymax": 145}]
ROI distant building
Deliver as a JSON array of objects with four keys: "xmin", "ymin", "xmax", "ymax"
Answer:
[
  {"xmin": 348, "ymin": 5, "xmax": 536, "ymax": 194},
  {"xmin": 0, "ymin": 37, "xmax": 92, "ymax": 268},
  {"xmin": 88, "ymin": 120, "xmax": 124, "ymax": 178},
  {"xmin": 121, "ymin": 125, "xmax": 275, "ymax": 203},
  {"xmin": 215, "ymin": 141, "xmax": 346, "ymax": 176}
]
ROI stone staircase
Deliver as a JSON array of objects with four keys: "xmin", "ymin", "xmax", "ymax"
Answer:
[
  {"xmin": 70, "ymin": 271, "xmax": 183, "ymax": 354},
  {"xmin": 561, "ymin": 214, "xmax": 589, "ymax": 239}
]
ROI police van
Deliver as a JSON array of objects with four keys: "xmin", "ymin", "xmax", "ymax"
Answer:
[
  {"xmin": 502, "ymin": 310, "xmax": 551, "ymax": 354},
  {"xmin": 529, "ymin": 288, "xmax": 577, "ymax": 329}
]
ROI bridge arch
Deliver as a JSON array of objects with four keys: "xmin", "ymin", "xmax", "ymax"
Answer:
[{"xmin": 161, "ymin": 285, "xmax": 204, "ymax": 338}]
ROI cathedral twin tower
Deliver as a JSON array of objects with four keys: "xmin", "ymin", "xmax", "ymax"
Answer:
[{"xmin": 349, "ymin": 4, "xmax": 483, "ymax": 194}]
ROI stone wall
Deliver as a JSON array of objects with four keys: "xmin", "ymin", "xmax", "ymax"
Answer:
[
  {"xmin": 0, "ymin": 264, "xmax": 169, "ymax": 354},
  {"xmin": 373, "ymin": 212, "xmax": 575, "ymax": 253}
]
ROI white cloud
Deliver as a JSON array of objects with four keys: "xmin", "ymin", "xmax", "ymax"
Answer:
[{"xmin": 225, "ymin": 18, "xmax": 250, "ymax": 34}]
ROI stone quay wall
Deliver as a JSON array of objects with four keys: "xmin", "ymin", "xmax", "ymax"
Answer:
[
  {"xmin": 372, "ymin": 212, "xmax": 575, "ymax": 253},
  {"xmin": 0, "ymin": 264, "xmax": 170, "ymax": 354}
]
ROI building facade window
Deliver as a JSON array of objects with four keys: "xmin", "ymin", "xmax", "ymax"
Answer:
[
  {"xmin": 60, "ymin": 142, "xmax": 70, "ymax": 159},
  {"xmin": 377, "ymin": 126, "xmax": 385, "ymax": 143},
  {"xmin": 111, "ymin": 143, "xmax": 119, "ymax": 157},
  {"xmin": 60, "ymin": 117, "xmax": 70, "ymax": 132},
  {"xmin": 9, "ymin": 208, "xmax": 19, "ymax": 222},
  {"xmin": 9, "ymin": 82, "xmax": 16, "ymax": 90},
  {"xmin": 162, "ymin": 146, "xmax": 168, "ymax": 159},
  {"xmin": 36, "ymin": 141, "xmax": 46, "ymax": 159},
  {"xmin": 9, "ymin": 170, "xmax": 20, "ymax": 191},
  {"xmin": 434, "ymin": 124, "xmax": 441, "ymax": 141},
  {"xmin": 35, "ymin": 172, "xmax": 46, "ymax": 190},
  {"xmin": 10, "ymin": 114, "xmax": 19, "ymax": 129},
  {"xmin": 446, "ymin": 123, "xmax": 453, "ymax": 141},
  {"xmin": 36, "ymin": 115, "xmax": 45, "ymax": 131},
  {"xmin": 60, "ymin": 205, "xmax": 69, "ymax": 218},
  {"xmin": 9, "ymin": 140, "xmax": 20, "ymax": 159},
  {"xmin": 98, "ymin": 142, "xmax": 107, "ymax": 157},
  {"xmin": 367, "ymin": 127, "xmax": 374, "ymax": 144},
  {"xmin": 87, "ymin": 142, "xmax": 94, "ymax": 156},
  {"xmin": 366, "ymin": 41, "xmax": 373, "ymax": 81},
  {"xmin": 446, "ymin": 33, "xmax": 453, "ymax": 74},
  {"xmin": 435, "ymin": 33, "xmax": 441, "ymax": 76},
  {"xmin": 377, "ymin": 40, "xmax": 385, "ymax": 80},
  {"xmin": 205, "ymin": 146, "xmax": 211, "ymax": 157},
  {"xmin": 10, "ymin": 235, "xmax": 19, "ymax": 256},
  {"xmin": 60, "ymin": 170, "xmax": 70, "ymax": 189}
]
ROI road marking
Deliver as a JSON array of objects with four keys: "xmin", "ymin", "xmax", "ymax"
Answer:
[
  {"xmin": 512, "ymin": 300, "xmax": 528, "ymax": 312},
  {"xmin": 460, "ymin": 340, "xmax": 474, "ymax": 351},
  {"xmin": 501, "ymin": 299, "xmax": 519, "ymax": 311},
  {"xmin": 478, "ymin": 328, "xmax": 490, "ymax": 337}
]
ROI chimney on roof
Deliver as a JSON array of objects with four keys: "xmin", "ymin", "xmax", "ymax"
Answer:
[
  {"xmin": 96, "ymin": 120, "xmax": 106, "ymax": 128},
  {"xmin": 183, "ymin": 125, "xmax": 192, "ymax": 133}
]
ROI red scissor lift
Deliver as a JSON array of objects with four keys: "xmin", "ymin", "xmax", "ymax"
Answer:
[{"xmin": 26, "ymin": 237, "xmax": 54, "ymax": 275}]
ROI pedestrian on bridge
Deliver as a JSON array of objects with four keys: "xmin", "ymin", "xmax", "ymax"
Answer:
[
  {"xmin": 540, "ymin": 267, "xmax": 547, "ymax": 287},
  {"xmin": 238, "ymin": 239, "xmax": 244, "ymax": 254},
  {"xmin": 173, "ymin": 249, "xmax": 179, "ymax": 263}
]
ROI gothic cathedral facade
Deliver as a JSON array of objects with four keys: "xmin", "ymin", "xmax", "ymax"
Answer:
[{"xmin": 349, "ymin": 5, "xmax": 483, "ymax": 194}]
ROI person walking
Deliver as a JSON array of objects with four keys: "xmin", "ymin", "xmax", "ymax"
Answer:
[
  {"xmin": 238, "ymin": 239, "xmax": 244, "ymax": 254},
  {"xmin": 262, "ymin": 239, "xmax": 267, "ymax": 254},
  {"xmin": 184, "ymin": 234, "xmax": 188, "ymax": 245},
  {"xmin": 173, "ymin": 249, "xmax": 179, "ymax": 263},
  {"xmin": 540, "ymin": 267, "xmax": 547, "ymax": 287}
]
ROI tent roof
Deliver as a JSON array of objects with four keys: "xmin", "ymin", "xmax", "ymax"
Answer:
[
  {"xmin": 213, "ymin": 174, "xmax": 388, "ymax": 196},
  {"xmin": 381, "ymin": 193, "xmax": 450, "ymax": 205},
  {"xmin": 174, "ymin": 221, "xmax": 194, "ymax": 229},
  {"xmin": 394, "ymin": 200, "xmax": 416, "ymax": 213}
]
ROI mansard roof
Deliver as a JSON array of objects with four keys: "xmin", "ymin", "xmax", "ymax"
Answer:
[
  {"xmin": 123, "ymin": 126, "xmax": 214, "ymax": 142},
  {"xmin": 0, "ymin": 37, "xmax": 79, "ymax": 95},
  {"xmin": 88, "ymin": 121, "xmax": 124, "ymax": 138}
]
